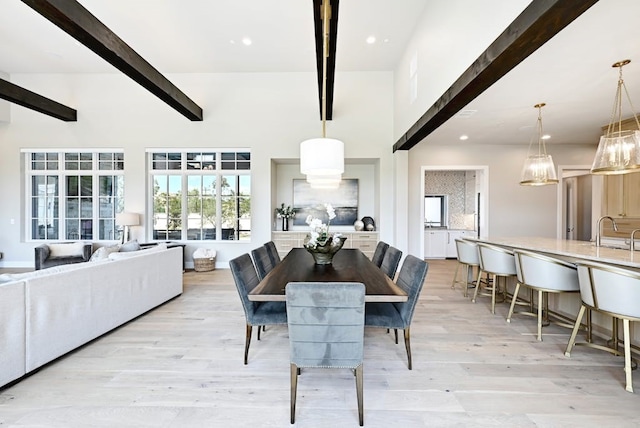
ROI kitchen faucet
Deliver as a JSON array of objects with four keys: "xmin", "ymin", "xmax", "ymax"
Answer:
[
  {"xmin": 631, "ymin": 229, "xmax": 640, "ymax": 252},
  {"xmin": 595, "ymin": 216, "xmax": 618, "ymax": 247}
]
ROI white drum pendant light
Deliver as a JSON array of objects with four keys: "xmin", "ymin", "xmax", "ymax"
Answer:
[
  {"xmin": 591, "ymin": 59, "xmax": 640, "ymax": 175},
  {"xmin": 300, "ymin": 0, "xmax": 344, "ymax": 189}
]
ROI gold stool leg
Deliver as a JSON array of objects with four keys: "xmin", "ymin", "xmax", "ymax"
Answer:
[
  {"xmin": 623, "ymin": 319, "xmax": 634, "ymax": 393},
  {"xmin": 506, "ymin": 282, "xmax": 521, "ymax": 323},
  {"xmin": 451, "ymin": 261, "xmax": 461, "ymax": 288},
  {"xmin": 471, "ymin": 269, "xmax": 483, "ymax": 303},
  {"xmin": 565, "ymin": 305, "xmax": 586, "ymax": 357},
  {"xmin": 537, "ymin": 290, "xmax": 544, "ymax": 341}
]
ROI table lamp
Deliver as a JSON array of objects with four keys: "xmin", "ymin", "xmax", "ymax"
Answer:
[{"xmin": 115, "ymin": 212, "xmax": 139, "ymax": 243}]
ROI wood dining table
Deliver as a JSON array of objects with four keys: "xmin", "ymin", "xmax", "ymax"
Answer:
[{"xmin": 248, "ymin": 248, "xmax": 408, "ymax": 302}]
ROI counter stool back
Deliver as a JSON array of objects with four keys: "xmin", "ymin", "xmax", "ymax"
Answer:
[
  {"xmin": 451, "ymin": 239, "xmax": 480, "ymax": 297},
  {"xmin": 508, "ymin": 250, "xmax": 580, "ymax": 341},
  {"xmin": 472, "ymin": 243, "xmax": 516, "ymax": 314},
  {"xmin": 565, "ymin": 261, "xmax": 640, "ymax": 393}
]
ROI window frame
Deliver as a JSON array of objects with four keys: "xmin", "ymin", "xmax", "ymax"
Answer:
[{"xmin": 147, "ymin": 149, "xmax": 251, "ymax": 242}]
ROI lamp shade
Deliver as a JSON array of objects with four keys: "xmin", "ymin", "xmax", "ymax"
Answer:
[
  {"xmin": 300, "ymin": 138, "xmax": 344, "ymax": 176},
  {"xmin": 591, "ymin": 130, "xmax": 640, "ymax": 174},
  {"xmin": 115, "ymin": 212, "xmax": 140, "ymax": 226},
  {"xmin": 306, "ymin": 174, "xmax": 341, "ymax": 189},
  {"xmin": 520, "ymin": 154, "xmax": 558, "ymax": 185}
]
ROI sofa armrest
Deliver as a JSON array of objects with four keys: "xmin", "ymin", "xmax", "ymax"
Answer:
[
  {"xmin": 82, "ymin": 243, "xmax": 93, "ymax": 262},
  {"xmin": 34, "ymin": 245, "xmax": 50, "ymax": 271}
]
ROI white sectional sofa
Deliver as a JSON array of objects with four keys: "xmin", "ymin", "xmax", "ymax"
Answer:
[{"xmin": 0, "ymin": 245, "xmax": 183, "ymax": 388}]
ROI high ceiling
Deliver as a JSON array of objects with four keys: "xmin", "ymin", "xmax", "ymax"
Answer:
[{"xmin": 1, "ymin": 0, "xmax": 640, "ymax": 149}]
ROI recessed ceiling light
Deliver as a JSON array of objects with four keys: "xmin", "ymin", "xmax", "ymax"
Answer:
[
  {"xmin": 229, "ymin": 40, "xmax": 236, "ymax": 44},
  {"xmin": 366, "ymin": 36, "xmax": 376, "ymax": 44},
  {"xmin": 242, "ymin": 37, "xmax": 252, "ymax": 46},
  {"xmin": 542, "ymin": 134, "xmax": 551, "ymax": 140},
  {"xmin": 459, "ymin": 135, "xmax": 469, "ymax": 141},
  {"xmin": 383, "ymin": 38, "xmax": 390, "ymax": 43}
]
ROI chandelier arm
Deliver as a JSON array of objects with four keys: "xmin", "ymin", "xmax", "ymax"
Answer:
[{"xmin": 621, "ymin": 81, "xmax": 640, "ymax": 131}]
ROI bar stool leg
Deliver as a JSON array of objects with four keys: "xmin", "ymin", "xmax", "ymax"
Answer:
[
  {"xmin": 537, "ymin": 290, "xmax": 544, "ymax": 341},
  {"xmin": 506, "ymin": 282, "xmax": 521, "ymax": 323},
  {"xmin": 623, "ymin": 319, "xmax": 634, "ymax": 393},
  {"xmin": 565, "ymin": 305, "xmax": 587, "ymax": 357},
  {"xmin": 471, "ymin": 269, "xmax": 483, "ymax": 303}
]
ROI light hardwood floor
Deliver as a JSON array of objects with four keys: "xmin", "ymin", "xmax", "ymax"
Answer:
[{"xmin": 1, "ymin": 259, "xmax": 639, "ymax": 427}]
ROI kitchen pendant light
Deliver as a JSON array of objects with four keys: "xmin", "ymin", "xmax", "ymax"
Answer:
[
  {"xmin": 299, "ymin": 0, "xmax": 343, "ymax": 189},
  {"xmin": 520, "ymin": 103, "xmax": 558, "ymax": 186},
  {"xmin": 591, "ymin": 59, "xmax": 640, "ymax": 175}
]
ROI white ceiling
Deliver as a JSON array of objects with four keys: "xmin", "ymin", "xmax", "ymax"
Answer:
[{"xmin": 1, "ymin": 0, "xmax": 640, "ymax": 149}]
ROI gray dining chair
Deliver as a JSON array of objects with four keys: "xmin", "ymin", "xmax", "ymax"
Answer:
[
  {"xmin": 264, "ymin": 241, "xmax": 281, "ymax": 266},
  {"xmin": 251, "ymin": 245, "xmax": 275, "ymax": 281},
  {"xmin": 565, "ymin": 260, "xmax": 640, "ymax": 393},
  {"xmin": 365, "ymin": 255, "xmax": 429, "ymax": 370},
  {"xmin": 286, "ymin": 282, "xmax": 365, "ymax": 426},
  {"xmin": 508, "ymin": 249, "xmax": 580, "ymax": 341},
  {"xmin": 380, "ymin": 245, "xmax": 402, "ymax": 280},
  {"xmin": 229, "ymin": 253, "xmax": 287, "ymax": 365},
  {"xmin": 371, "ymin": 241, "xmax": 389, "ymax": 268}
]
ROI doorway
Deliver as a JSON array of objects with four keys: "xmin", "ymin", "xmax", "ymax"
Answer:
[{"xmin": 557, "ymin": 166, "xmax": 594, "ymax": 241}]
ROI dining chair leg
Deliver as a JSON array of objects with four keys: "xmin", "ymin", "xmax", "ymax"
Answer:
[
  {"xmin": 257, "ymin": 325, "xmax": 262, "ymax": 341},
  {"xmin": 244, "ymin": 324, "xmax": 253, "ymax": 365},
  {"xmin": 403, "ymin": 327, "xmax": 413, "ymax": 370},
  {"xmin": 537, "ymin": 290, "xmax": 544, "ymax": 341},
  {"xmin": 506, "ymin": 282, "xmax": 521, "ymax": 323},
  {"xmin": 565, "ymin": 305, "xmax": 586, "ymax": 357},
  {"xmin": 394, "ymin": 329, "xmax": 398, "ymax": 344},
  {"xmin": 355, "ymin": 364, "xmax": 364, "ymax": 426},
  {"xmin": 290, "ymin": 363, "xmax": 298, "ymax": 424},
  {"xmin": 623, "ymin": 319, "xmax": 634, "ymax": 393}
]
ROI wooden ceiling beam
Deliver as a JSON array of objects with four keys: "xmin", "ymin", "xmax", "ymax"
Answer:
[
  {"xmin": 393, "ymin": 0, "xmax": 599, "ymax": 152},
  {"xmin": 21, "ymin": 0, "xmax": 203, "ymax": 121},
  {"xmin": 0, "ymin": 78, "xmax": 77, "ymax": 121},
  {"xmin": 313, "ymin": 0, "xmax": 338, "ymax": 121}
]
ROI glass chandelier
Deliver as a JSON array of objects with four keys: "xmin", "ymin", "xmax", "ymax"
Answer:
[
  {"xmin": 520, "ymin": 103, "xmax": 558, "ymax": 186},
  {"xmin": 591, "ymin": 59, "xmax": 640, "ymax": 175},
  {"xmin": 299, "ymin": 0, "xmax": 343, "ymax": 189}
]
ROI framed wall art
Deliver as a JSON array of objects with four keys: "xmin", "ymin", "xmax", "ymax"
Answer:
[{"xmin": 292, "ymin": 179, "xmax": 358, "ymax": 226}]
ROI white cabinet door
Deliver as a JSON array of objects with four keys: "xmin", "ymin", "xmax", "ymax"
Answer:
[
  {"xmin": 446, "ymin": 230, "xmax": 476, "ymax": 258},
  {"xmin": 424, "ymin": 231, "xmax": 447, "ymax": 258}
]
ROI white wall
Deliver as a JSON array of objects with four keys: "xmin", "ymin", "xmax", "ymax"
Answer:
[{"xmin": 0, "ymin": 71, "xmax": 394, "ymax": 267}]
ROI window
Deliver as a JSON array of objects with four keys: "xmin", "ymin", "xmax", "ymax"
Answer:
[
  {"xmin": 149, "ymin": 150, "xmax": 251, "ymax": 241},
  {"xmin": 424, "ymin": 195, "xmax": 448, "ymax": 228},
  {"xmin": 26, "ymin": 150, "xmax": 125, "ymax": 241}
]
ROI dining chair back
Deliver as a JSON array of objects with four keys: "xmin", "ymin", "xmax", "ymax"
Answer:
[
  {"xmin": 286, "ymin": 282, "xmax": 365, "ymax": 426},
  {"xmin": 264, "ymin": 241, "xmax": 281, "ymax": 266},
  {"xmin": 380, "ymin": 245, "xmax": 402, "ymax": 280},
  {"xmin": 451, "ymin": 239, "xmax": 480, "ymax": 297},
  {"xmin": 565, "ymin": 261, "xmax": 640, "ymax": 392},
  {"xmin": 371, "ymin": 241, "xmax": 389, "ymax": 268},
  {"xmin": 251, "ymin": 245, "xmax": 274, "ymax": 281},
  {"xmin": 508, "ymin": 250, "xmax": 580, "ymax": 340},
  {"xmin": 229, "ymin": 253, "xmax": 287, "ymax": 364},
  {"xmin": 472, "ymin": 243, "xmax": 517, "ymax": 314},
  {"xmin": 365, "ymin": 255, "xmax": 428, "ymax": 369}
]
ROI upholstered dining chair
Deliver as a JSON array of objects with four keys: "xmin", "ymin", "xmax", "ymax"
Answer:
[
  {"xmin": 472, "ymin": 243, "xmax": 517, "ymax": 314},
  {"xmin": 286, "ymin": 282, "xmax": 365, "ymax": 426},
  {"xmin": 380, "ymin": 245, "xmax": 402, "ymax": 280},
  {"xmin": 264, "ymin": 241, "xmax": 281, "ymax": 266},
  {"xmin": 564, "ymin": 261, "xmax": 640, "ymax": 393},
  {"xmin": 451, "ymin": 239, "xmax": 481, "ymax": 297},
  {"xmin": 371, "ymin": 241, "xmax": 389, "ymax": 268},
  {"xmin": 508, "ymin": 249, "xmax": 580, "ymax": 341},
  {"xmin": 365, "ymin": 255, "xmax": 429, "ymax": 370},
  {"xmin": 251, "ymin": 245, "xmax": 275, "ymax": 281},
  {"xmin": 229, "ymin": 253, "xmax": 287, "ymax": 365}
]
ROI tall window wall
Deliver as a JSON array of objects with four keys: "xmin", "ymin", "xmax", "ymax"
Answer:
[
  {"xmin": 26, "ymin": 150, "xmax": 125, "ymax": 241},
  {"xmin": 149, "ymin": 150, "xmax": 251, "ymax": 241}
]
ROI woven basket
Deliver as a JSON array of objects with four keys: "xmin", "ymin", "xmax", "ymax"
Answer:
[{"xmin": 193, "ymin": 257, "xmax": 215, "ymax": 272}]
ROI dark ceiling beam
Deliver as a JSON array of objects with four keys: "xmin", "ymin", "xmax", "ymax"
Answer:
[
  {"xmin": 393, "ymin": 0, "xmax": 600, "ymax": 152},
  {"xmin": 0, "ymin": 78, "xmax": 77, "ymax": 121},
  {"xmin": 21, "ymin": 0, "xmax": 203, "ymax": 121},
  {"xmin": 313, "ymin": 0, "xmax": 338, "ymax": 120}
]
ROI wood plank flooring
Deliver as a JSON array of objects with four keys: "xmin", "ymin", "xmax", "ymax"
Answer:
[{"xmin": 1, "ymin": 259, "xmax": 639, "ymax": 427}]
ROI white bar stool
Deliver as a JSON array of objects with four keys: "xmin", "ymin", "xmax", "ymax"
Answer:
[
  {"xmin": 472, "ymin": 243, "xmax": 517, "ymax": 314},
  {"xmin": 451, "ymin": 239, "xmax": 480, "ymax": 297}
]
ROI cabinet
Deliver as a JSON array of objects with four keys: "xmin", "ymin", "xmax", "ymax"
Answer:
[
  {"xmin": 424, "ymin": 229, "xmax": 474, "ymax": 258},
  {"xmin": 271, "ymin": 231, "xmax": 379, "ymax": 260},
  {"xmin": 603, "ymin": 173, "xmax": 640, "ymax": 217}
]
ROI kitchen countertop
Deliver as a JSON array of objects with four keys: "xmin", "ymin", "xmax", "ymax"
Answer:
[{"xmin": 465, "ymin": 236, "xmax": 640, "ymax": 269}]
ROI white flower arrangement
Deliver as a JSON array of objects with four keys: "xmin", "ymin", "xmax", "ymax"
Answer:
[
  {"xmin": 304, "ymin": 203, "xmax": 341, "ymax": 248},
  {"xmin": 276, "ymin": 203, "xmax": 295, "ymax": 219}
]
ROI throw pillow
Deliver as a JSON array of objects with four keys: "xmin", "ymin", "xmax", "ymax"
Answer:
[
  {"xmin": 119, "ymin": 240, "xmax": 140, "ymax": 252},
  {"xmin": 48, "ymin": 242, "xmax": 86, "ymax": 259},
  {"xmin": 89, "ymin": 245, "xmax": 120, "ymax": 261}
]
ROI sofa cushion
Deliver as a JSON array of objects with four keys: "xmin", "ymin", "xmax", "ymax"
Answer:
[
  {"xmin": 0, "ymin": 262, "xmax": 93, "ymax": 283},
  {"xmin": 48, "ymin": 242, "xmax": 87, "ymax": 259},
  {"xmin": 119, "ymin": 240, "xmax": 141, "ymax": 252},
  {"xmin": 89, "ymin": 245, "xmax": 121, "ymax": 261}
]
